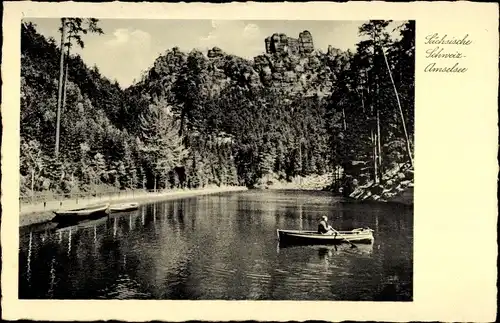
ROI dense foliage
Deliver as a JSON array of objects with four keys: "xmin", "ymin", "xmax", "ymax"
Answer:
[{"xmin": 20, "ymin": 20, "xmax": 415, "ymax": 197}]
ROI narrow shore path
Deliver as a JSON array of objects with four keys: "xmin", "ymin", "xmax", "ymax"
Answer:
[{"xmin": 19, "ymin": 186, "xmax": 248, "ymax": 227}]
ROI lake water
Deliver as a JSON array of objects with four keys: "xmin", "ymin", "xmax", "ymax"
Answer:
[{"xmin": 19, "ymin": 190, "xmax": 413, "ymax": 301}]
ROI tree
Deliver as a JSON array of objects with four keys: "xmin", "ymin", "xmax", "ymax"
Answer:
[
  {"xmin": 54, "ymin": 18, "xmax": 66, "ymax": 158},
  {"xmin": 21, "ymin": 19, "xmax": 414, "ymax": 195},
  {"xmin": 55, "ymin": 18, "xmax": 103, "ymax": 159},
  {"xmin": 172, "ymin": 50, "xmax": 210, "ymax": 137},
  {"xmin": 20, "ymin": 138, "xmax": 45, "ymax": 195},
  {"xmin": 62, "ymin": 18, "xmax": 103, "ymax": 112},
  {"xmin": 387, "ymin": 21, "xmax": 415, "ymax": 167},
  {"xmin": 356, "ymin": 20, "xmax": 394, "ymax": 183},
  {"xmin": 137, "ymin": 101, "xmax": 189, "ymax": 190}
]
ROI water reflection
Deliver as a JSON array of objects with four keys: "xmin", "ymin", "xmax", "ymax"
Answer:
[
  {"xmin": 27, "ymin": 231, "xmax": 32, "ymax": 285},
  {"xmin": 141, "ymin": 207, "xmax": 145, "ymax": 226},
  {"xmin": 47, "ymin": 258, "xmax": 56, "ymax": 298},
  {"xmin": 19, "ymin": 190, "xmax": 412, "ymax": 301},
  {"xmin": 67, "ymin": 228, "xmax": 72, "ymax": 256}
]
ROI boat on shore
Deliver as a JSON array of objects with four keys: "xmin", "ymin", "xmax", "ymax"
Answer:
[
  {"xmin": 277, "ymin": 227, "xmax": 374, "ymax": 246},
  {"xmin": 110, "ymin": 202, "xmax": 140, "ymax": 213},
  {"xmin": 53, "ymin": 204, "xmax": 110, "ymax": 223}
]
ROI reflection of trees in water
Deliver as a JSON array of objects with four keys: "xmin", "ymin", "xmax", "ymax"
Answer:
[
  {"xmin": 297, "ymin": 203, "xmax": 304, "ymax": 230},
  {"xmin": 117, "ymin": 201, "xmax": 194, "ymax": 296},
  {"xmin": 26, "ymin": 231, "xmax": 33, "ymax": 286},
  {"xmin": 20, "ymin": 211, "xmax": 146, "ymax": 298},
  {"xmin": 20, "ymin": 192, "xmax": 412, "ymax": 300},
  {"xmin": 133, "ymin": 219, "xmax": 192, "ymax": 298},
  {"xmin": 322, "ymin": 203, "xmax": 413, "ymax": 301},
  {"xmin": 141, "ymin": 207, "xmax": 145, "ymax": 226},
  {"xmin": 375, "ymin": 226, "xmax": 412, "ymax": 300},
  {"xmin": 153, "ymin": 203, "xmax": 157, "ymax": 227},
  {"xmin": 177, "ymin": 200, "xmax": 186, "ymax": 230},
  {"xmin": 159, "ymin": 260, "xmax": 193, "ymax": 299},
  {"xmin": 113, "ymin": 217, "xmax": 117, "ymax": 238},
  {"xmin": 272, "ymin": 242, "xmax": 379, "ymax": 300},
  {"xmin": 236, "ymin": 195, "xmax": 279, "ymax": 228},
  {"xmin": 20, "ymin": 234, "xmax": 59, "ymax": 298},
  {"xmin": 67, "ymin": 227, "xmax": 72, "ymax": 255},
  {"xmin": 165, "ymin": 202, "xmax": 173, "ymax": 223},
  {"xmin": 237, "ymin": 195, "xmax": 279, "ymax": 228}
]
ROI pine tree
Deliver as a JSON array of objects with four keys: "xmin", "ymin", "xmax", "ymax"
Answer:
[{"xmin": 137, "ymin": 101, "xmax": 189, "ymax": 190}]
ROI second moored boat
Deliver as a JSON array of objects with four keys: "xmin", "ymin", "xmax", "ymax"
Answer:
[{"xmin": 109, "ymin": 202, "xmax": 140, "ymax": 213}]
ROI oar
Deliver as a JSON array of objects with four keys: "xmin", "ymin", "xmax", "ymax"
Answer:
[{"xmin": 331, "ymin": 228, "xmax": 357, "ymax": 249}]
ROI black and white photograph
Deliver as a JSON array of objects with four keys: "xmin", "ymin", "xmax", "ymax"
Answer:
[
  {"xmin": 2, "ymin": 1, "xmax": 499, "ymax": 322},
  {"xmin": 17, "ymin": 18, "xmax": 415, "ymax": 301}
]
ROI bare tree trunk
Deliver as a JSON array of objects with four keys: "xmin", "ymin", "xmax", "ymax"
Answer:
[
  {"xmin": 371, "ymin": 130, "xmax": 379, "ymax": 183},
  {"xmin": 376, "ymin": 108, "xmax": 382, "ymax": 174},
  {"xmin": 31, "ymin": 169, "xmax": 35, "ymax": 202},
  {"xmin": 342, "ymin": 107, "xmax": 347, "ymax": 131},
  {"xmin": 299, "ymin": 140, "xmax": 302, "ymax": 174},
  {"xmin": 358, "ymin": 89, "xmax": 366, "ymax": 115},
  {"xmin": 55, "ymin": 18, "xmax": 66, "ymax": 159},
  {"xmin": 373, "ymin": 35, "xmax": 383, "ymax": 180},
  {"xmin": 381, "ymin": 44, "xmax": 414, "ymax": 167},
  {"xmin": 369, "ymin": 83, "xmax": 379, "ymax": 185},
  {"xmin": 62, "ymin": 46, "xmax": 70, "ymax": 112},
  {"xmin": 179, "ymin": 109, "xmax": 186, "ymax": 138}
]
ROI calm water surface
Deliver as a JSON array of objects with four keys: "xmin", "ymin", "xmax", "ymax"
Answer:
[{"xmin": 19, "ymin": 190, "xmax": 413, "ymax": 300}]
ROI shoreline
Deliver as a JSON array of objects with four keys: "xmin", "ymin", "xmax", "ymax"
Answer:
[
  {"xmin": 19, "ymin": 186, "xmax": 248, "ymax": 227},
  {"xmin": 254, "ymin": 173, "xmax": 335, "ymax": 191},
  {"xmin": 345, "ymin": 187, "xmax": 414, "ymax": 206},
  {"xmin": 255, "ymin": 180, "xmax": 414, "ymax": 206}
]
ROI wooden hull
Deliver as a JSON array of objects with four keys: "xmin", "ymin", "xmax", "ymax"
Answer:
[
  {"xmin": 55, "ymin": 215, "xmax": 111, "ymax": 232},
  {"xmin": 110, "ymin": 202, "xmax": 139, "ymax": 213},
  {"xmin": 277, "ymin": 228, "xmax": 374, "ymax": 246},
  {"xmin": 53, "ymin": 204, "xmax": 110, "ymax": 223}
]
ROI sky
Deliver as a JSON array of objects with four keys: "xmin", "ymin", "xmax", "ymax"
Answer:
[{"xmin": 26, "ymin": 19, "xmax": 404, "ymax": 88}]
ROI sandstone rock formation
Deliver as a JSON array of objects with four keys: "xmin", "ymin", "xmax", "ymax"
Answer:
[
  {"xmin": 298, "ymin": 31, "xmax": 314, "ymax": 54},
  {"xmin": 265, "ymin": 30, "xmax": 314, "ymax": 55},
  {"xmin": 327, "ymin": 45, "xmax": 342, "ymax": 56},
  {"xmin": 207, "ymin": 47, "xmax": 224, "ymax": 58},
  {"xmin": 287, "ymin": 37, "xmax": 299, "ymax": 54},
  {"xmin": 264, "ymin": 37, "xmax": 272, "ymax": 53}
]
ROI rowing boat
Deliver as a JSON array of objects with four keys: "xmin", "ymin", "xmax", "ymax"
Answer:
[
  {"xmin": 277, "ymin": 227, "xmax": 374, "ymax": 245},
  {"xmin": 110, "ymin": 202, "xmax": 140, "ymax": 213},
  {"xmin": 53, "ymin": 204, "xmax": 110, "ymax": 223}
]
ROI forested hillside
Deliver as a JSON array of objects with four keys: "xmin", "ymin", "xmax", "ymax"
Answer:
[{"xmin": 20, "ymin": 20, "xmax": 414, "ymax": 198}]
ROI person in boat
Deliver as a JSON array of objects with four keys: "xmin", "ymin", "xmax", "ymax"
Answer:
[{"xmin": 318, "ymin": 215, "xmax": 336, "ymax": 235}]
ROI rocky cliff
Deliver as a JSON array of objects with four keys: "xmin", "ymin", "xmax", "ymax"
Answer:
[
  {"xmin": 265, "ymin": 30, "xmax": 314, "ymax": 56},
  {"xmin": 202, "ymin": 31, "xmax": 343, "ymax": 98},
  {"xmin": 207, "ymin": 46, "xmax": 224, "ymax": 58},
  {"xmin": 344, "ymin": 161, "xmax": 414, "ymax": 205}
]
